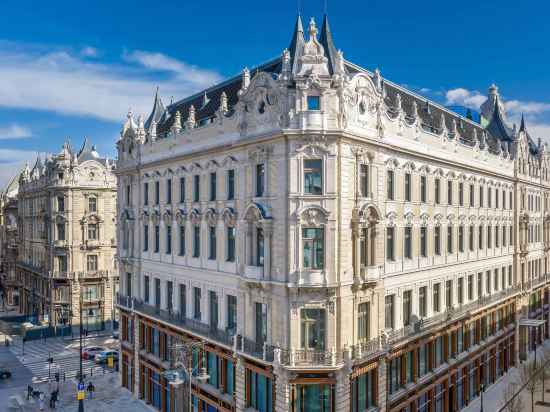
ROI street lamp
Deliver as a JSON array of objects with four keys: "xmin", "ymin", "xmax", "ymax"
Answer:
[
  {"xmin": 164, "ymin": 340, "xmax": 209, "ymax": 412},
  {"xmin": 480, "ymin": 383, "xmax": 485, "ymax": 412},
  {"xmin": 77, "ymin": 287, "xmax": 95, "ymax": 412}
]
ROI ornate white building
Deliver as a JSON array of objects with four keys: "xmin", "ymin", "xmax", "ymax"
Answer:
[
  {"xmin": 115, "ymin": 15, "xmax": 550, "ymax": 412},
  {"xmin": 17, "ymin": 140, "xmax": 118, "ymax": 332}
]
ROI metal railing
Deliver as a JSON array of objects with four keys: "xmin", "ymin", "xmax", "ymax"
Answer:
[
  {"xmin": 387, "ymin": 284, "xmax": 523, "ymax": 344},
  {"xmin": 278, "ymin": 347, "xmax": 342, "ymax": 367}
]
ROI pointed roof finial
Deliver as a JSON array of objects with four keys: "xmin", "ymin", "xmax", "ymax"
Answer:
[
  {"xmin": 201, "ymin": 91, "xmax": 210, "ymax": 109},
  {"xmin": 308, "ymin": 17, "xmax": 318, "ymax": 39},
  {"xmin": 172, "ymin": 111, "xmax": 182, "ymax": 133},
  {"xmin": 319, "ymin": 13, "xmax": 340, "ymax": 75},
  {"xmin": 219, "ymin": 91, "xmax": 228, "ymax": 114},
  {"xmin": 242, "ymin": 67, "xmax": 250, "ymax": 90},
  {"xmin": 519, "ymin": 113, "xmax": 527, "ymax": 133},
  {"xmin": 145, "ymin": 87, "xmax": 165, "ymax": 130}
]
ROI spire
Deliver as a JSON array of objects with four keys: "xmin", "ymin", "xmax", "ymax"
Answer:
[
  {"xmin": 288, "ymin": 15, "xmax": 305, "ymax": 74},
  {"xmin": 485, "ymin": 94, "xmax": 514, "ymax": 142},
  {"xmin": 319, "ymin": 14, "xmax": 340, "ymax": 75},
  {"xmin": 519, "ymin": 113, "xmax": 527, "ymax": 133},
  {"xmin": 145, "ymin": 87, "xmax": 166, "ymax": 131}
]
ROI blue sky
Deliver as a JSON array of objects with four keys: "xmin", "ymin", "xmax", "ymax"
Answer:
[{"xmin": 1, "ymin": 0, "xmax": 549, "ymax": 186}]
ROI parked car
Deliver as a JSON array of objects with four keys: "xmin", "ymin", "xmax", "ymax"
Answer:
[
  {"xmin": 0, "ymin": 367, "xmax": 11, "ymax": 379},
  {"xmin": 112, "ymin": 330, "xmax": 119, "ymax": 339},
  {"xmin": 95, "ymin": 350, "xmax": 119, "ymax": 364},
  {"xmin": 82, "ymin": 346, "xmax": 106, "ymax": 360}
]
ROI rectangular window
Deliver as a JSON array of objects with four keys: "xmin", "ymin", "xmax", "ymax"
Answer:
[
  {"xmin": 126, "ymin": 273, "xmax": 132, "ymax": 298},
  {"xmin": 167, "ymin": 281, "xmax": 173, "ymax": 312},
  {"xmin": 477, "ymin": 272, "xmax": 483, "ymax": 298},
  {"xmin": 385, "ymin": 295, "xmax": 394, "ymax": 329},
  {"xmin": 154, "ymin": 181, "xmax": 160, "ymax": 205},
  {"xmin": 307, "ymin": 95, "xmax": 320, "ymax": 110},
  {"xmin": 165, "ymin": 225, "xmax": 172, "ymax": 254},
  {"xmin": 144, "ymin": 183, "xmax": 149, "ymax": 205},
  {"xmin": 387, "ymin": 170, "xmax": 395, "ymax": 200},
  {"xmin": 458, "ymin": 225, "xmax": 464, "ymax": 253},
  {"xmin": 304, "ymin": 159, "xmax": 323, "ymax": 195},
  {"xmin": 495, "ymin": 189, "xmax": 499, "ymax": 208},
  {"xmin": 179, "ymin": 177, "xmax": 185, "ymax": 203},
  {"xmin": 144, "ymin": 275, "xmax": 150, "ymax": 303},
  {"xmin": 469, "ymin": 225, "xmax": 474, "ymax": 251},
  {"xmin": 193, "ymin": 175, "xmax": 200, "ymax": 202},
  {"xmin": 155, "ymin": 278, "xmax": 161, "ymax": 308},
  {"xmin": 302, "ymin": 228, "xmax": 324, "ymax": 269},
  {"xmin": 126, "ymin": 185, "xmax": 131, "ymax": 206},
  {"xmin": 88, "ymin": 224, "xmax": 98, "ymax": 240},
  {"xmin": 469, "ymin": 184, "xmax": 474, "ymax": 207},
  {"xmin": 468, "ymin": 275, "xmax": 473, "ymax": 300},
  {"xmin": 419, "ymin": 286, "xmax": 427, "ymax": 317},
  {"xmin": 209, "ymin": 172, "xmax": 217, "ymax": 201},
  {"xmin": 227, "ymin": 295, "xmax": 237, "ymax": 334},
  {"xmin": 488, "ymin": 187, "xmax": 492, "ymax": 208},
  {"xmin": 255, "ymin": 302, "xmax": 268, "ymax": 345},
  {"xmin": 227, "ymin": 169, "xmax": 235, "ymax": 200},
  {"xmin": 479, "ymin": 226, "xmax": 483, "ymax": 250},
  {"xmin": 143, "ymin": 225, "xmax": 149, "ymax": 252},
  {"xmin": 209, "ymin": 226, "xmax": 216, "ymax": 260},
  {"xmin": 434, "ymin": 226, "xmax": 441, "ymax": 255},
  {"xmin": 256, "ymin": 228, "xmax": 264, "ymax": 266},
  {"xmin": 360, "ymin": 164, "xmax": 369, "ymax": 197},
  {"xmin": 386, "ymin": 227, "xmax": 395, "ymax": 261},
  {"xmin": 420, "ymin": 175, "xmax": 427, "ymax": 203},
  {"xmin": 420, "ymin": 227, "xmax": 427, "ymax": 257},
  {"xmin": 57, "ymin": 223, "xmax": 65, "ymax": 241},
  {"xmin": 193, "ymin": 226, "xmax": 200, "ymax": 257},
  {"xmin": 480, "ymin": 186, "xmax": 484, "ymax": 207},
  {"xmin": 403, "ymin": 290, "xmax": 412, "ymax": 326},
  {"xmin": 486, "ymin": 271, "xmax": 491, "ymax": 295},
  {"xmin": 178, "ymin": 225, "xmax": 185, "ymax": 256},
  {"xmin": 446, "ymin": 280, "xmax": 453, "ymax": 309},
  {"xmin": 487, "ymin": 225, "xmax": 492, "ymax": 249},
  {"xmin": 459, "ymin": 182, "xmax": 464, "ymax": 206},
  {"xmin": 166, "ymin": 179, "xmax": 172, "ymax": 204},
  {"xmin": 154, "ymin": 225, "xmax": 160, "ymax": 253},
  {"xmin": 256, "ymin": 164, "xmax": 265, "ymax": 197},
  {"xmin": 57, "ymin": 196, "xmax": 65, "ymax": 212},
  {"xmin": 435, "ymin": 178, "xmax": 441, "ymax": 204},
  {"xmin": 179, "ymin": 284, "xmax": 186, "ymax": 318},
  {"xmin": 226, "ymin": 227, "xmax": 236, "ymax": 262},
  {"xmin": 88, "ymin": 197, "xmax": 97, "ymax": 213},
  {"xmin": 193, "ymin": 287, "xmax": 201, "ymax": 320},
  {"xmin": 404, "ymin": 173, "xmax": 411, "ymax": 202},
  {"xmin": 86, "ymin": 255, "xmax": 98, "ymax": 271},
  {"xmin": 358, "ymin": 302, "xmax": 370, "ymax": 341},
  {"xmin": 404, "ymin": 226, "xmax": 412, "ymax": 259},
  {"xmin": 447, "ymin": 180, "xmax": 453, "ymax": 205},
  {"xmin": 209, "ymin": 291, "xmax": 218, "ymax": 328},
  {"xmin": 433, "ymin": 283, "xmax": 441, "ymax": 312}
]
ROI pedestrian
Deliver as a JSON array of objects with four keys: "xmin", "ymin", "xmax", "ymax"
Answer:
[
  {"xmin": 87, "ymin": 381, "xmax": 94, "ymax": 399},
  {"xmin": 51, "ymin": 389, "xmax": 58, "ymax": 409},
  {"xmin": 49, "ymin": 391, "xmax": 54, "ymax": 408},
  {"xmin": 38, "ymin": 392, "xmax": 45, "ymax": 411},
  {"xmin": 27, "ymin": 384, "xmax": 32, "ymax": 400}
]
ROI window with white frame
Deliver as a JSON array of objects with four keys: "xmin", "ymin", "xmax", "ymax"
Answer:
[
  {"xmin": 87, "ymin": 255, "xmax": 98, "ymax": 271},
  {"xmin": 304, "ymin": 159, "xmax": 322, "ymax": 195},
  {"xmin": 302, "ymin": 228, "xmax": 324, "ymax": 269},
  {"xmin": 88, "ymin": 197, "xmax": 97, "ymax": 213},
  {"xmin": 88, "ymin": 223, "xmax": 98, "ymax": 240}
]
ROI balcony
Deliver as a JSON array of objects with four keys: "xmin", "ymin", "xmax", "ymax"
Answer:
[
  {"xmin": 53, "ymin": 239, "xmax": 68, "ymax": 248},
  {"xmin": 77, "ymin": 270, "xmax": 110, "ymax": 280},
  {"xmin": 51, "ymin": 271, "xmax": 73, "ymax": 280},
  {"xmin": 387, "ymin": 284, "xmax": 523, "ymax": 345},
  {"xmin": 360, "ymin": 265, "xmax": 381, "ymax": 283},
  {"xmin": 244, "ymin": 265, "xmax": 264, "ymax": 280},
  {"xmin": 524, "ymin": 273, "xmax": 550, "ymax": 291},
  {"xmin": 278, "ymin": 347, "xmax": 342, "ymax": 368}
]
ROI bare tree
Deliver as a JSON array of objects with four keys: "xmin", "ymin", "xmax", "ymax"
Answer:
[
  {"xmin": 519, "ymin": 359, "xmax": 541, "ymax": 412},
  {"xmin": 502, "ymin": 382, "xmax": 523, "ymax": 412}
]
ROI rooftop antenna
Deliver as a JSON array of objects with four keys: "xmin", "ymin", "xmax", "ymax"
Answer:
[
  {"xmin": 323, "ymin": 0, "xmax": 328, "ymax": 14},
  {"xmin": 297, "ymin": 0, "xmax": 302, "ymax": 14}
]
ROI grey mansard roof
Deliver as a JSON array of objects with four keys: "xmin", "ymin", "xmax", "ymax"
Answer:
[{"xmin": 148, "ymin": 14, "xmax": 542, "ymax": 158}]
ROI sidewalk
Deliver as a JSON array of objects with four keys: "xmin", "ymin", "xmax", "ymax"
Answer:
[
  {"xmin": 464, "ymin": 340, "xmax": 550, "ymax": 412},
  {"xmin": 11, "ymin": 373, "xmax": 153, "ymax": 412}
]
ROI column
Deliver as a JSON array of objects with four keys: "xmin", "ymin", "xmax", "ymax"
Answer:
[
  {"xmin": 235, "ymin": 357, "xmax": 247, "ymax": 412},
  {"xmin": 352, "ymin": 224, "xmax": 360, "ymax": 279},
  {"xmin": 377, "ymin": 358, "xmax": 387, "ymax": 412}
]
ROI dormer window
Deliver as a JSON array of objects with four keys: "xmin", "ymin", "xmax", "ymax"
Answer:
[{"xmin": 307, "ymin": 95, "xmax": 320, "ymax": 111}]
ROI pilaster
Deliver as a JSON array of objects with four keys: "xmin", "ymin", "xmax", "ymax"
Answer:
[{"xmin": 235, "ymin": 356, "xmax": 246, "ymax": 411}]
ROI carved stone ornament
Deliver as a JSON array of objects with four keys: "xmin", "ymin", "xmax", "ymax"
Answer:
[
  {"xmin": 175, "ymin": 209, "xmax": 187, "ymax": 224},
  {"xmin": 162, "ymin": 210, "xmax": 172, "ymax": 224},
  {"xmin": 248, "ymin": 145, "xmax": 273, "ymax": 163},
  {"xmin": 294, "ymin": 135, "xmax": 332, "ymax": 156},
  {"xmin": 189, "ymin": 209, "xmax": 202, "ymax": 226},
  {"xmin": 222, "ymin": 208, "xmax": 237, "ymax": 227},
  {"xmin": 205, "ymin": 208, "xmax": 218, "ymax": 227},
  {"xmin": 299, "ymin": 207, "xmax": 329, "ymax": 226}
]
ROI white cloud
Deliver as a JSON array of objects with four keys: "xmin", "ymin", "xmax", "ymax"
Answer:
[
  {"xmin": 81, "ymin": 46, "xmax": 99, "ymax": 58},
  {"xmin": 504, "ymin": 100, "xmax": 550, "ymax": 116},
  {"xmin": 419, "ymin": 87, "xmax": 431, "ymax": 93},
  {"xmin": 0, "ymin": 148, "xmax": 38, "ymax": 188},
  {"xmin": 0, "ymin": 123, "xmax": 32, "ymax": 139},
  {"xmin": 0, "ymin": 42, "xmax": 222, "ymax": 123},
  {"xmin": 445, "ymin": 88, "xmax": 486, "ymax": 109}
]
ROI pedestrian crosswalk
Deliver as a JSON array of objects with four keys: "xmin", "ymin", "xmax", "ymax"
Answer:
[{"xmin": 8, "ymin": 336, "xmax": 115, "ymax": 383}]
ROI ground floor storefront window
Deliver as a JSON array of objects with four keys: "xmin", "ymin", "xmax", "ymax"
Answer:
[
  {"xmin": 351, "ymin": 368, "xmax": 377, "ymax": 411},
  {"xmin": 291, "ymin": 383, "xmax": 334, "ymax": 412}
]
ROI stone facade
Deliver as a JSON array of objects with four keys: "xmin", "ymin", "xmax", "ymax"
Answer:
[
  {"xmin": 16, "ymin": 139, "xmax": 118, "ymax": 331},
  {"xmin": 115, "ymin": 15, "xmax": 550, "ymax": 412}
]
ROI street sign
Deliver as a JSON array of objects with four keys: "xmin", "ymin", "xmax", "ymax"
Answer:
[
  {"xmin": 77, "ymin": 390, "xmax": 85, "ymax": 400},
  {"xmin": 78, "ymin": 382, "xmax": 85, "ymax": 391}
]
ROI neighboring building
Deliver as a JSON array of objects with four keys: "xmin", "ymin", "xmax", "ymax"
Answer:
[
  {"xmin": 0, "ymin": 172, "xmax": 22, "ymax": 307},
  {"xmin": 17, "ymin": 139, "xmax": 118, "ymax": 331},
  {"xmin": 115, "ymin": 15, "xmax": 550, "ymax": 412}
]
